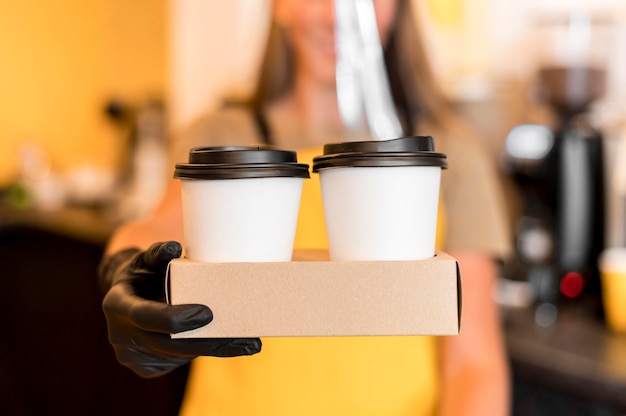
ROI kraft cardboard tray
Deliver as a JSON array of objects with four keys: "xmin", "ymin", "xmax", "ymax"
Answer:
[{"xmin": 166, "ymin": 250, "xmax": 461, "ymax": 338}]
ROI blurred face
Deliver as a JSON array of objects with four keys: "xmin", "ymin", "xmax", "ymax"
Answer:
[{"xmin": 273, "ymin": 0, "xmax": 399, "ymax": 87}]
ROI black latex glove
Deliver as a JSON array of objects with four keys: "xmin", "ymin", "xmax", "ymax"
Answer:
[{"xmin": 99, "ymin": 241, "xmax": 262, "ymax": 378}]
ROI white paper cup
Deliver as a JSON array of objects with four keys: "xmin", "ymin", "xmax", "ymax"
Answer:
[
  {"xmin": 598, "ymin": 247, "xmax": 626, "ymax": 332},
  {"xmin": 174, "ymin": 146, "xmax": 309, "ymax": 262},
  {"xmin": 312, "ymin": 136, "xmax": 447, "ymax": 261}
]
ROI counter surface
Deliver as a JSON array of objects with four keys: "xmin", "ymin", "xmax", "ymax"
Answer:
[
  {"xmin": 0, "ymin": 204, "xmax": 117, "ymax": 244},
  {"xmin": 504, "ymin": 305, "xmax": 626, "ymax": 411}
]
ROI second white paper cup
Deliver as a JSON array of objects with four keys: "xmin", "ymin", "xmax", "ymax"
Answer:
[
  {"xmin": 319, "ymin": 166, "xmax": 441, "ymax": 261},
  {"xmin": 313, "ymin": 136, "xmax": 447, "ymax": 261}
]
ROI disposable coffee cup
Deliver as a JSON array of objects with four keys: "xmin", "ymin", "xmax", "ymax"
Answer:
[
  {"xmin": 312, "ymin": 136, "xmax": 447, "ymax": 261},
  {"xmin": 174, "ymin": 146, "xmax": 310, "ymax": 262},
  {"xmin": 598, "ymin": 247, "xmax": 626, "ymax": 332}
]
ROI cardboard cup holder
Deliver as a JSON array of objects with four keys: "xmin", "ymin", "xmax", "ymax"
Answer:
[{"xmin": 166, "ymin": 250, "xmax": 461, "ymax": 338}]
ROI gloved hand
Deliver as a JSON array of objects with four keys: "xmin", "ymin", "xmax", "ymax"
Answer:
[{"xmin": 99, "ymin": 240, "xmax": 262, "ymax": 378}]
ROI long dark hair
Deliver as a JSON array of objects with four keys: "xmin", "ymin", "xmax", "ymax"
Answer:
[{"xmin": 245, "ymin": 0, "xmax": 452, "ymax": 134}]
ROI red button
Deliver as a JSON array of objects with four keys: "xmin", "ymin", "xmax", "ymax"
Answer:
[{"xmin": 560, "ymin": 272, "xmax": 585, "ymax": 298}]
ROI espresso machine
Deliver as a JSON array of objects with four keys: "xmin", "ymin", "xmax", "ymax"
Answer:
[{"xmin": 502, "ymin": 12, "xmax": 610, "ymax": 313}]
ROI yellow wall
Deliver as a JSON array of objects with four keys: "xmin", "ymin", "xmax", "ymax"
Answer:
[{"xmin": 0, "ymin": 0, "xmax": 167, "ymax": 186}]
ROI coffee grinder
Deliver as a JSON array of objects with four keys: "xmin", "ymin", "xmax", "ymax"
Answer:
[{"xmin": 502, "ymin": 12, "xmax": 610, "ymax": 313}]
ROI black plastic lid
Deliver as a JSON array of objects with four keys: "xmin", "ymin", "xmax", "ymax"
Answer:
[
  {"xmin": 174, "ymin": 146, "xmax": 310, "ymax": 180},
  {"xmin": 312, "ymin": 136, "xmax": 447, "ymax": 172},
  {"xmin": 323, "ymin": 135, "xmax": 435, "ymax": 154}
]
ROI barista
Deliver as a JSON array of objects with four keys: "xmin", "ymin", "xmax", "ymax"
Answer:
[{"xmin": 99, "ymin": 0, "xmax": 512, "ymax": 414}]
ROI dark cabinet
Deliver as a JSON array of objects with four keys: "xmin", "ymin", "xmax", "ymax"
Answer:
[{"xmin": 0, "ymin": 223, "xmax": 188, "ymax": 415}]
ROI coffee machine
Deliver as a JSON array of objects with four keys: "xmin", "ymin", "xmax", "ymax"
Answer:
[{"xmin": 502, "ymin": 13, "xmax": 609, "ymax": 312}]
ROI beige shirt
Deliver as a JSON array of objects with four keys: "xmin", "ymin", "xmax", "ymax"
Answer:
[{"xmin": 173, "ymin": 105, "xmax": 512, "ymax": 259}]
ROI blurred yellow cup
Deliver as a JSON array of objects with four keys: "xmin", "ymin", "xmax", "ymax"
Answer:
[{"xmin": 599, "ymin": 248, "xmax": 626, "ymax": 332}]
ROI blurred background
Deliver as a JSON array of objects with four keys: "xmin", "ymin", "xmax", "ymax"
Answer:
[{"xmin": 1, "ymin": 0, "xmax": 626, "ymax": 414}]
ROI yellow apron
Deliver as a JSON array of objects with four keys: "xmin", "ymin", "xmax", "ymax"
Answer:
[{"xmin": 180, "ymin": 147, "xmax": 443, "ymax": 416}]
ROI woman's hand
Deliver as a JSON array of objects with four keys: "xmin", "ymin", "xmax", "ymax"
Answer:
[{"xmin": 99, "ymin": 241, "xmax": 262, "ymax": 378}]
